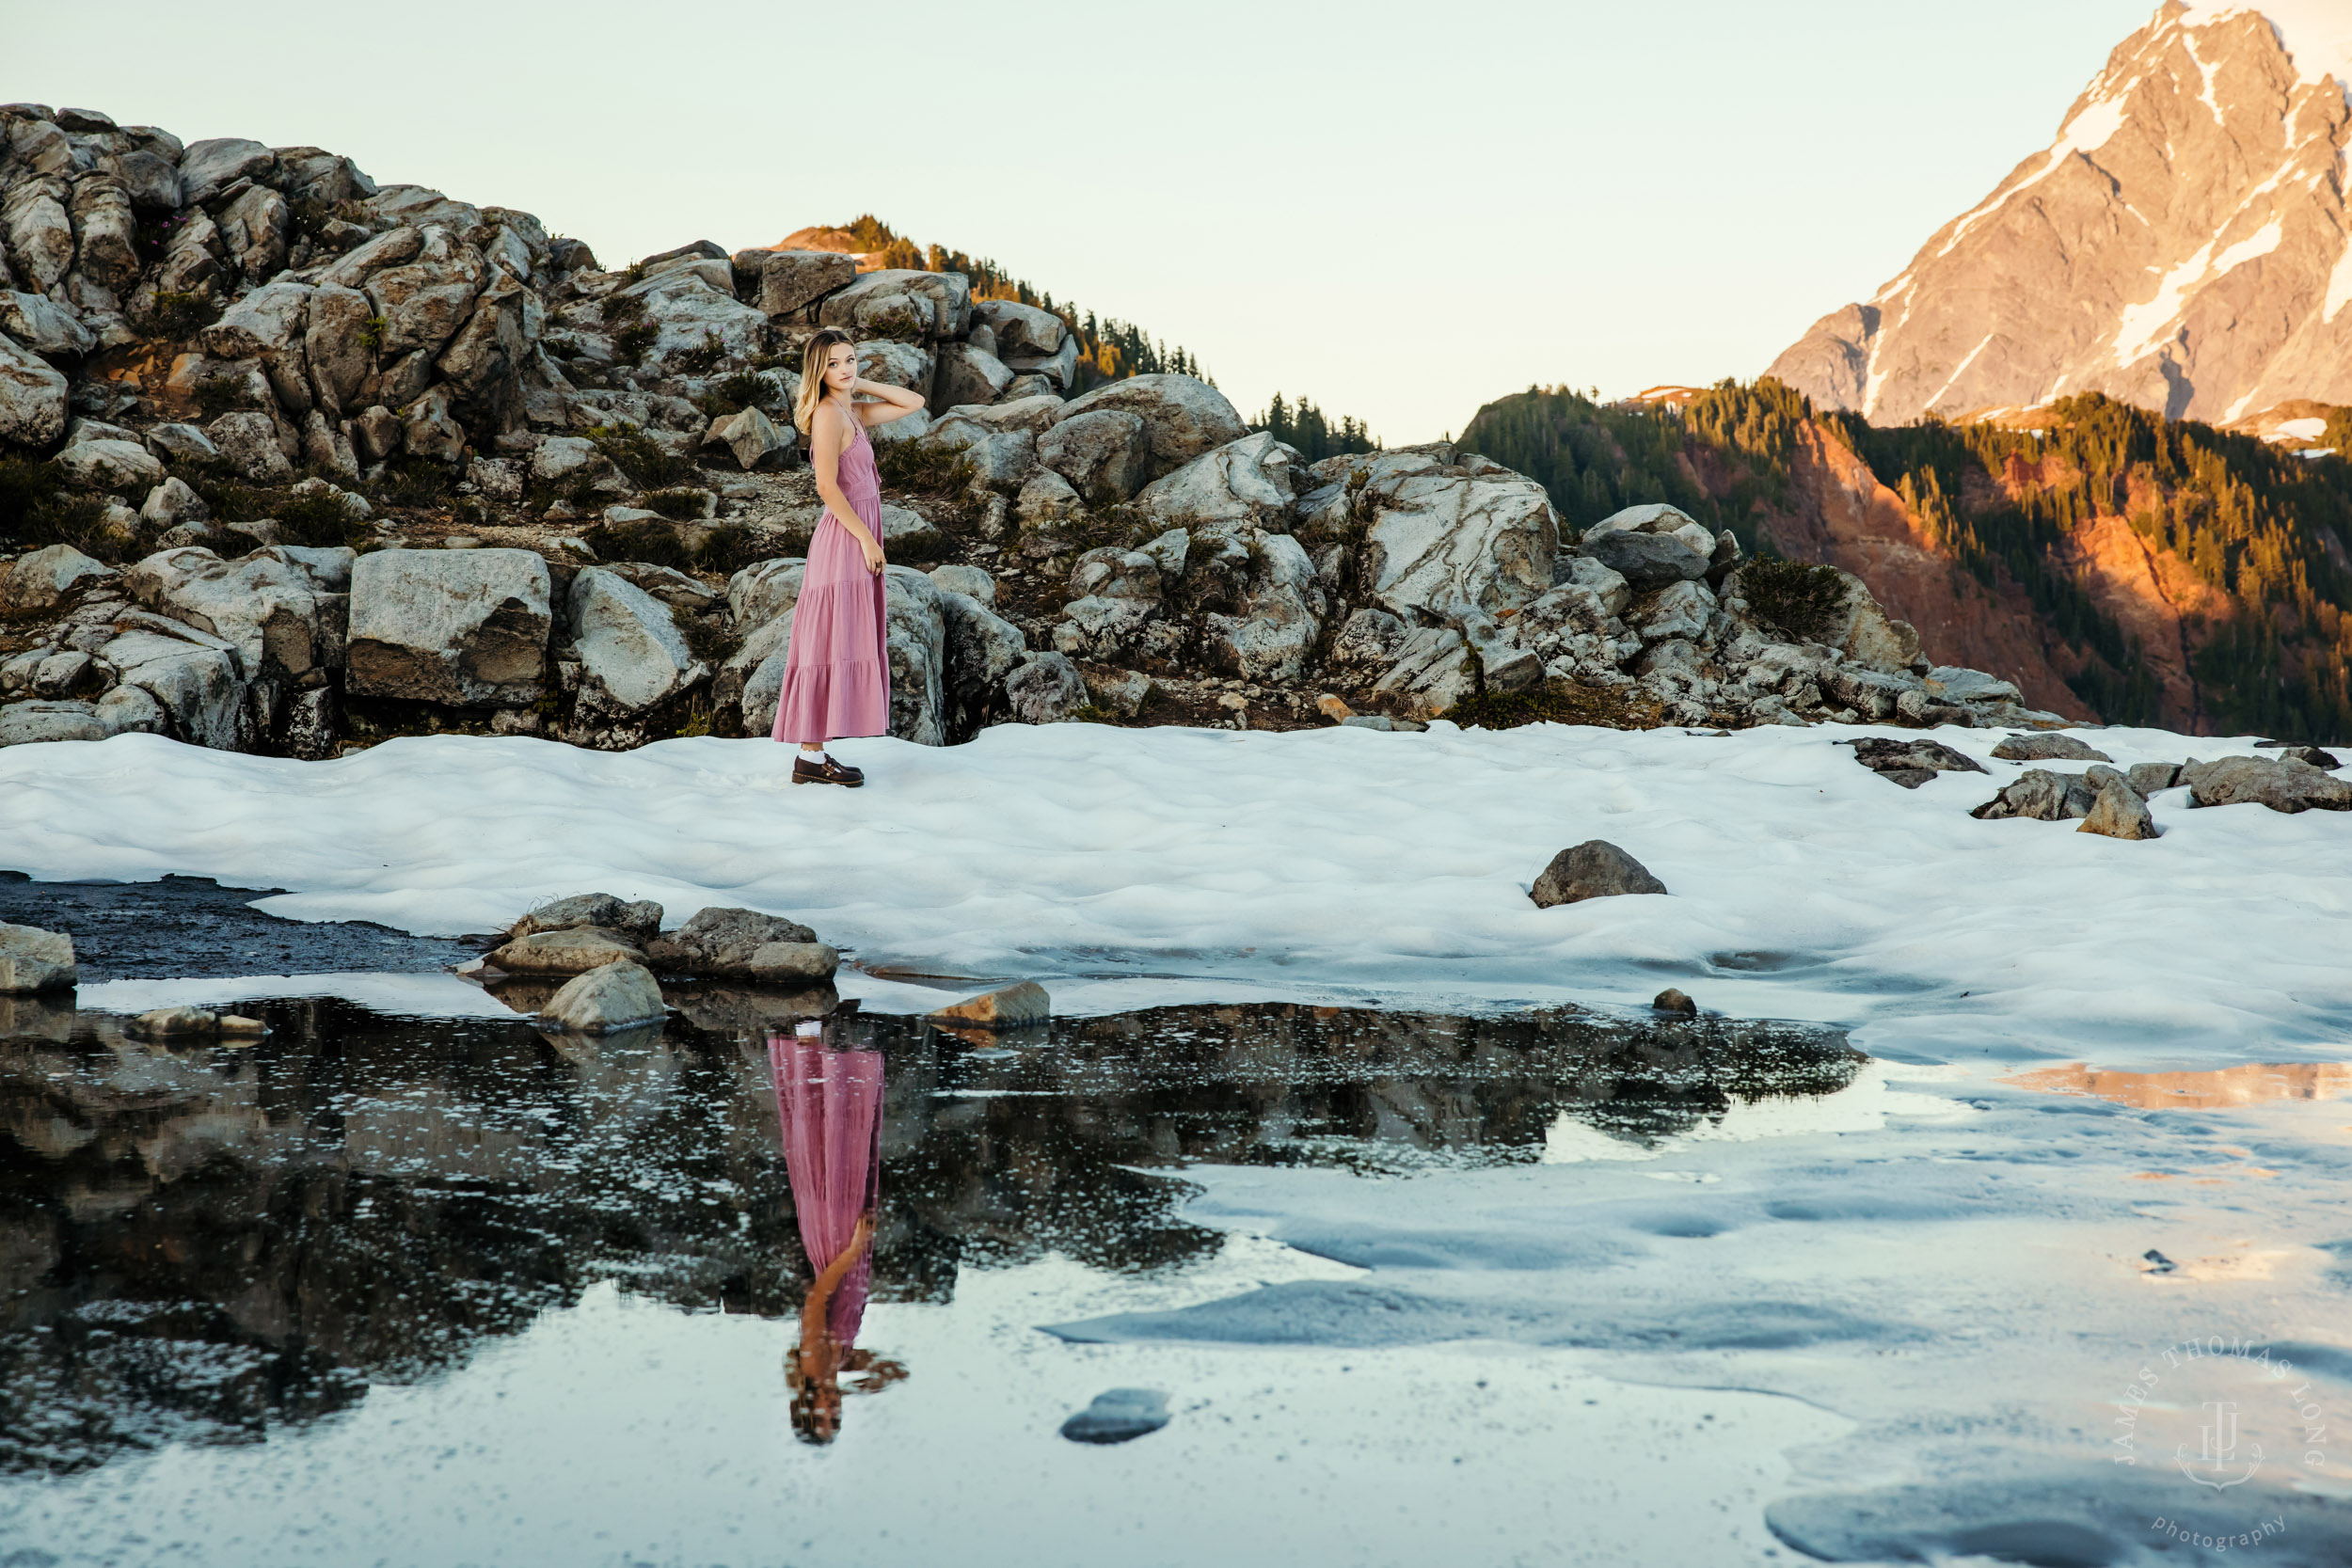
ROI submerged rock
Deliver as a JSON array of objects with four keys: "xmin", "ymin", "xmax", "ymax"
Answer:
[
  {"xmin": 929, "ymin": 980, "xmax": 1050, "ymax": 1030},
  {"xmin": 1530, "ymin": 842, "xmax": 1668, "ymax": 907},
  {"xmin": 486, "ymin": 927, "xmax": 647, "ymax": 974},
  {"xmin": 1059, "ymin": 1387, "xmax": 1171, "ymax": 1445},
  {"xmin": 539, "ymin": 959, "xmax": 668, "ymax": 1033}
]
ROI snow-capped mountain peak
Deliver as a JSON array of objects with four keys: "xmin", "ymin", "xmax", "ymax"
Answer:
[{"xmin": 1769, "ymin": 2, "xmax": 2352, "ymax": 425}]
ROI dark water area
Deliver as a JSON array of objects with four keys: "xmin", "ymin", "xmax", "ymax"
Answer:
[
  {"xmin": 0, "ymin": 871, "xmax": 481, "ymax": 982},
  {"xmin": 0, "ymin": 988, "xmax": 1855, "ymax": 1475}
]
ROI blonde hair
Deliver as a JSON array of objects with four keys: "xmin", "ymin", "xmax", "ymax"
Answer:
[{"xmin": 794, "ymin": 329, "xmax": 857, "ymax": 440}]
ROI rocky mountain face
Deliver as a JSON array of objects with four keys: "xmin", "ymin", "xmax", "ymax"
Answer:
[
  {"xmin": 0, "ymin": 100, "xmax": 2067, "ymax": 761},
  {"xmin": 1769, "ymin": 2, "xmax": 2352, "ymax": 427}
]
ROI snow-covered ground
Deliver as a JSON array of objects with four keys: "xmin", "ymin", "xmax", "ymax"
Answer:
[
  {"xmin": 5, "ymin": 721, "xmax": 2348, "ymax": 1066},
  {"xmin": 7, "ymin": 721, "xmax": 2352, "ymax": 1565}
]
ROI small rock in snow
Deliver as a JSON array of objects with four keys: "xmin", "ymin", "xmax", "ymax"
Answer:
[
  {"xmin": 1531, "ymin": 842, "xmax": 1668, "ymax": 908},
  {"xmin": 1059, "ymin": 1387, "xmax": 1171, "ymax": 1445},
  {"xmin": 1991, "ymin": 732, "xmax": 2112, "ymax": 764}
]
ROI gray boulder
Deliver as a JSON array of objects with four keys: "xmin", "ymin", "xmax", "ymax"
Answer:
[
  {"xmin": 1991, "ymin": 732, "xmax": 2112, "ymax": 763},
  {"xmin": 1577, "ymin": 503, "xmax": 1714, "ymax": 590},
  {"xmin": 1354, "ymin": 445, "xmax": 1558, "ymax": 618},
  {"xmin": 0, "ymin": 290, "xmax": 96, "ymax": 356},
  {"xmin": 1971, "ymin": 769, "xmax": 2101, "ymax": 822},
  {"xmin": 818, "ymin": 268, "xmax": 971, "ymax": 340},
  {"xmin": 933, "ymin": 341, "xmax": 1013, "ymax": 409},
  {"xmin": 1132, "ymin": 431, "xmax": 1302, "ymax": 533},
  {"xmin": 347, "ymin": 547, "xmax": 552, "ymax": 706},
  {"xmin": 0, "ymin": 330, "xmax": 68, "ymax": 446},
  {"xmin": 512, "ymin": 893, "xmax": 664, "ymax": 942},
  {"xmin": 0, "ymin": 701, "xmax": 109, "ymax": 746},
  {"xmin": 140, "ymin": 476, "xmax": 210, "ymax": 529},
  {"xmin": 538, "ymin": 960, "xmax": 669, "ymax": 1033},
  {"xmin": 568, "ymin": 567, "xmax": 706, "ymax": 718},
  {"xmin": 2183, "ymin": 755, "xmax": 2352, "ymax": 814},
  {"xmin": 126, "ymin": 546, "xmax": 342, "ymax": 683},
  {"xmin": 972, "ymin": 299, "xmax": 1066, "ymax": 361},
  {"xmin": 1530, "ymin": 842, "xmax": 1669, "ymax": 907},
  {"xmin": 93, "ymin": 628, "xmax": 246, "ymax": 749},
  {"xmin": 930, "ymin": 563, "xmax": 996, "ymax": 605},
  {"xmin": 487, "ymin": 927, "xmax": 648, "ymax": 975},
  {"xmin": 2079, "ymin": 778, "xmax": 2159, "ymax": 840},
  {"xmin": 1052, "ymin": 373, "xmax": 1246, "ymax": 482},
  {"xmin": 1058, "ymin": 1387, "xmax": 1170, "ymax": 1445},
  {"xmin": 1005, "ymin": 653, "xmax": 1087, "ymax": 723},
  {"xmin": 1, "ymin": 545, "xmax": 114, "ymax": 615},
  {"xmin": 645, "ymin": 906, "xmax": 820, "ymax": 978},
  {"xmin": 0, "ymin": 922, "xmax": 76, "ymax": 993},
  {"xmin": 207, "ymin": 410, "xmax": 294, "ymax": 483},
  {"xmin": 746, "ymin": 942, "xmax": 841, "ymax": 986},
  {"xmin": 1331, "ymin": 607, "xmax": 1411, "ymax": 669},
  {"xmin": 144, "ymin": 423, "xmax": 220, "ymax": 464},
  {"xmin": 755, "ymin": 250, "xmax": 859, "ymax": 318},
  {"xmin": 1851, "ymin": 736, "xmax": 1989, "ymax": 788},
  {"xmin": 1370, "ymin": 626, "xmax": 1477, "ymax": 720},
  {"xmin": 2126, "ymin": 762, "xmax": 2183, "ymax": 796},
  {"xmin": 1039, "ymin": 408, "xmax": 1151, "ymax": 499},
  {"xmin": 703, "ymin": 405, "xmax": 792, "ymax": 470}
]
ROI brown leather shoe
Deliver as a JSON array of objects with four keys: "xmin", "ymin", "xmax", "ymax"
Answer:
[{"xmin": 791, "ymin": 753, "xmax": 865, "ymax": 787}]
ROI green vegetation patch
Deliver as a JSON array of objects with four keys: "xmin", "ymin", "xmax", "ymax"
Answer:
[
  {"xmin": 586, "ymin": 424, "xmax": 693, "ymax": 490},
  {"xmin": 1444, "ymin": 681, "xmax": 1667, "ymax": 733},
  {"xmin": 1738, "ymin": 558, "xmax": 1849, "ymax": 643}
]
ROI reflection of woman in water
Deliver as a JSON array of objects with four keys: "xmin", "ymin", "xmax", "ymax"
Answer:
[{"xmin": 771, "ymin": 1019, "xmax": 904, "ymax": 1443}]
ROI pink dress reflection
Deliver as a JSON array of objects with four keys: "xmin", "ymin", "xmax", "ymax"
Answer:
[{"xmin": 771, "ymin": 1021, "xmax": 899, "ymax": 1442}]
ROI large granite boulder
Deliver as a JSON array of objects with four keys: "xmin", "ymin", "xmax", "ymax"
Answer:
[
  {"xmin": 1051, "ymin": 374, "xmax": 1246, "ymax": 482},
  {"xmin": 1133, "ymin": 431, "xmax": 1303, "ymax": 533},
  {"xmin": 1575, "ymin": 503, "xmax": 1714, "ymax": 591},
  {"xmin": 0, "ymin": 546, "xmax": 115, "ymax": 616},
  {"xmin": 1350, "ymin": 445, "xmax": 1558, "ymax": 618},
  {"xmin": 0, "ymin": 922, "xmax": 76, "ymax": 993},
  {"xmin": 0, "ymin": 330, "xmax": 69, "ymax": 446},
  {"xmin": 567, "ymin": 567, "xmax": 706, "ymax": 721},
  {"xmin": 2183, "ymin": 754, "xmax": 2352, "ymax": 814},
  {"xmin": 645, "ymin": 906, "xmax": 819, "ymax": 978},
  {"xmin": 125, "ymin": 546, "xmax": 347, "ymax": 683},
  {"xmin": 1039, "ymin": 408, "xmax": 1150, "ymax": 499},
  {"xmin": 346, "ymin": 547, "xmax": 552, "ymax": 706}
]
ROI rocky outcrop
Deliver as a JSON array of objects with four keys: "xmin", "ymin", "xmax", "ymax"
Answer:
[{"xmin": 1768, "ymin": 6, "xmax": 2352, "ymax": 425}]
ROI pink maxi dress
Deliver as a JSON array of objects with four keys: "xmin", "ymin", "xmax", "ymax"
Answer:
[
  {"xmin": 769, "ymin": 1030, "xmax": 884, "ymax": 1344},
  {"xmin": 771, "ymin": 420, "xmax": 890, "ymax": 744}
]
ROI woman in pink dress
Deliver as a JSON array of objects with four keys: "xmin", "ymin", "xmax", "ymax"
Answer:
[
  {"xmin": 771, "ymin": 1018, "xmax": 903, "ymax": 1444},
  {"xmin": 771, "ymin": 328, "xmax": 926, "ymax": 786}
]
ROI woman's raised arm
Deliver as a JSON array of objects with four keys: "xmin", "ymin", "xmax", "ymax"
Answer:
[{"xmin": 851, "ymin": 375, "xmax": 927, "ymax": 428}]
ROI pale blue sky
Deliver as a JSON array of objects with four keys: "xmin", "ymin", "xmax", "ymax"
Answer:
[{"xmin": 13, "ymin": 0, "xmax": 2159, "ymax": 440}]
